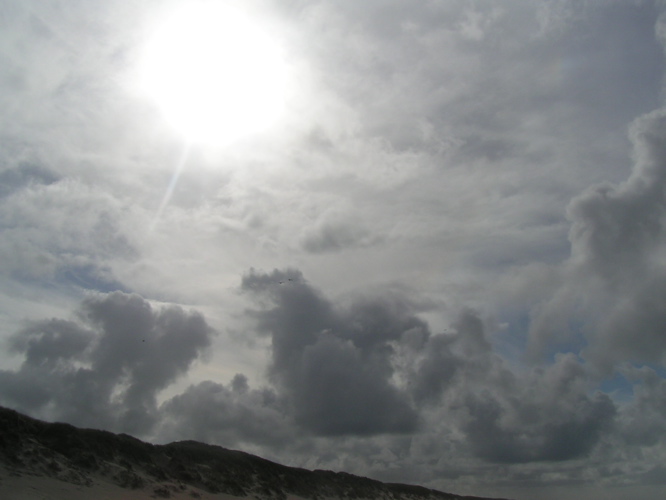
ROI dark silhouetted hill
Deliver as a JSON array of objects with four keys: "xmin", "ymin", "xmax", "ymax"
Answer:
[{"xmin": 0, "ymin": 406, "xmax": 510, "ymax": 500}]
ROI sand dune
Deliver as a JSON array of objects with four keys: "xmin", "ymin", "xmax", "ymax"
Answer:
[{"xmin": 0, "ymin": 406, "xmax": 506, "ymax": 500}]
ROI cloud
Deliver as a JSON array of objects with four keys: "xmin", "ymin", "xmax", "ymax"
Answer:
[
  {"xmin": 615, "ymin": 364, "xmax": 666, "ymax": 448},
  {"xmin": 0, "ymin": 162, "xmax": 59, "ymax": 198},
  {"xmin": 401, "ymin": 310, "xmax": 487, "ymax": 405},
  {"xmin": 0, "ymin": 291, "xmax": 214, "ymax": 435},
  {"xmin": 156, "ymin": 377, "xmax": 295, "ymax": 449},
  {"xmin": 0, "ymin": 175, "xmax": 138, "ymax": 288},
  {"xmin": 241, "ymin": 268, "xmax": 419, "ymax": 436},
  {"xmin": 460, "ymin": 354, "xmax": 616, "ymax": 463},
  {"xmin": 238, "ymin": 269, "xmax": 623, "ymax": 468},
  {"xmin": 300, "ymin": 213, "xmax": 378, "ymax": 254},
  {"xmin": 529, "ymin": 109, "xmax": 666, "ymax": 369},
  {"xmin": 0, "ymin": 268, "xmax": 636, "ymax": 486},
  {"xmin": 567, "ymin": 109, "xmax": 666, "ymax": 282},
  {"xmin": 238, "ymin": 270, "xmax": 619, "ymax": 465},
  {"xmin": 395, "ymin": 311, "xmax": 618, "ymax": 465}
]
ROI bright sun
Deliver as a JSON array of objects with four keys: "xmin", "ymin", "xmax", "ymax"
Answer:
[{"xmin": 140, "ymin": 2, "xmax": 287, "ymax": 145}]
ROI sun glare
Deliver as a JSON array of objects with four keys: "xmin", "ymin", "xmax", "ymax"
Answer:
[{"xmin": 140, "ymin": 2, "xmax": 287, "ymax": 145}]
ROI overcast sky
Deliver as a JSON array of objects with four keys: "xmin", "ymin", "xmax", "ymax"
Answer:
[{"xmin": 2, "ymin": 1, "xmax": 666, "ymax": 499}]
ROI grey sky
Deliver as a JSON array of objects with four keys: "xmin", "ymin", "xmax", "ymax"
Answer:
[{"xmin": 1, "ymin": 1, "xmax": 666, "ymax": 499}]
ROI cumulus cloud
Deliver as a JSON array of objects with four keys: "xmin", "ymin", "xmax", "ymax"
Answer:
[
  {"xmin": 0, "ymin": 267, "xmax": 638, "ymax": 484},
  {"xmin": 568, "ymin": 110, "xmax": 666, "ymax": 280},
  {"xmin": 394, "ymin": 310, "xmax": 618, "ymax": 465},
  {"xmin": 529, "ymin": 109, "xmax": 666, "ymax": 369},
  {"xmin": 237, "ymin": 269, "xmax": 620, "ymax": 466},
  {"xmin": 156, "ymin": 377, "xmax": 295, "ymax": 449},
  {"xmin": 0, "ymin": 292, "xmax": 213, "ymax": 435},
  {"xmin": 241, "ymin": 268, "xmax": 419, "ymax": 436},
  {"xmin": 615, "ymin": 365, "xmax": 666, "ymax": 448},
  {"xmin": 460, "ymin": 354, "xmax": 616, "ymax": 463}
]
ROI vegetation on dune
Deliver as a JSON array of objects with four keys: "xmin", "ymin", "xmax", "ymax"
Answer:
[{"xmin": 0, "ymin": 406, "xmax": 509, "ymax": 500}]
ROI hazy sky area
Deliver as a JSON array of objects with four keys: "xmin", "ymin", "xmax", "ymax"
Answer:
[{"xmin": 2, "ymin": 1, "xmax": 666, "ymax": 499}]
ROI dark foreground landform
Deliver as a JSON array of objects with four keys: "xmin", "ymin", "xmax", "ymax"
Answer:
[{"xmin": 0, "ymin": 406, "xmax": 511, "ymax": 500}]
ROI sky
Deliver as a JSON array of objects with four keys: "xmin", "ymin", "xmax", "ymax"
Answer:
[{"xmin": 1, "ymin": 1, "xmax": 666, "ymax": 499}]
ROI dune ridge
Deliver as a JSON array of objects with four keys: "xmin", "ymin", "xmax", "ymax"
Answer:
[{"xmin": 0, "ymin": 406, "xmax": 510, "ymax": 500}]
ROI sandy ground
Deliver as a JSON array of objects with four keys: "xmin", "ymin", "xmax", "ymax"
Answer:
[{"xmin": 0, "ymin": 465, "xmax": 244, "ymax": 500}]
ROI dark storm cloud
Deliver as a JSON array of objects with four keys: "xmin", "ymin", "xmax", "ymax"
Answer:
[
  {"xmin": 0, "ymin": 292, "xmax": 213, "ymax": 435},
  {"xmin": 241, "ymin": 268, "xmax": 419, "ymax": 436}
]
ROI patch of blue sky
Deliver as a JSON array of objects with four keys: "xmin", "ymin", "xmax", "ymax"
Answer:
[
  {"xmin": 57, "ymin": 264, "xmax": 130, "ymax": 294},
  {"xmin": 489, "ymin": 309, "xmax": 531, "ymax": 366},
  {"xmin": 491, "ymin": 311, "xmax": 594, "ymax": 369},
  {"xmin": 601, "ymin": 362, "xmax": 666, "ymax": 403},
  {"xmin": 553, "ymin": 317, "xmax": 589, "ymax": 360},
  {"xmin": 599, "ymin": 371, "xmax": 635, "ymax": 403}
]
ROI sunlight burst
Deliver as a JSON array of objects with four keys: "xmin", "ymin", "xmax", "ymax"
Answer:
[{"xmin": 140, "ymin": 2, "xmax": 287, "ymax": 145}]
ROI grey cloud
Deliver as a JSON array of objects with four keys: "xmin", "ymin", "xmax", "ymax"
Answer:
[
  {"xmin": 640, "ymin": 466, "xmax": 666, "ymax": 486},
  {"xmin": 451, "ymin": 308, "xmax": 492, "ymax": 357},
  {"xmin": 157, "ymin": 378, "xmax": 294, "ymax": 448},
  {"xmin": 0, "ymin": 292, "xmax": 213, "ymax": 435},
  {"xmin": 0, "ymin": 162, "xmax": 59, "ymax": 197},
  {"xmin": 568, "ymin": 109, "xmax": 666, "ymax": 280},
  {"xmin": 301, "ymin": 217, "xmax": 377, "ymax": 254},
  {"xmin": 242, "ymin": 268, "xmax": 419, "ymax": 436},
  {"xmin": 242, "ymin": 268, "xmax": 333, "ymax": 370},
  {"xmin": 8, "ymin": 318, "xmax": 92, "ymax": 367},
  {"xmin": 57, "ymin": 263, "xmax": 130, "ymax": 294},
  {"xmin": 409, "ymin": 312, "xmax": 619, "ymax": 464},
  {"xmin": 0, "ymin": 176, "xmax": 137, "ymax": 287},
  {"xmin": 240, "ymin": 274, "xmax": 620, "ymax": 465},
  {"xmin": 598, "ymin": 277, "xmax": 666, "ymax": 366},
  {"xmin": 460, "ymin": 354, "xmax": 616, "ymax": 463},
  {"xmin": 292, "ymin": 333, "xmax": 416, "ymax": 435},
  {"xmin": 373, "ymin": 304, "xmax": 623, "ymax": 468},
  {"xmin": 307, "ymin": 1, "xmax": 662, "ymax": 153},
  {"xmin": 455, "ymin": 135, "xmax": 517, "ymax": 163},
  {"xmin": 615, "ymin": 365, "xmax": 666, "ymax": 448},
  {"xmin": 336, "ymin": 292, "xmax": 430, "ymax": 354},
  {"xmin": 529, "ymin": 108, "xmax": 666, "ymax": 366},
  {"xmin": 402, "ymin": 310, "xmax": 489, "ymax": 405},
  {"xmin": 463, "ymin": 391, "xmax": 615, "ymax": 463},
  {"xmin": 407, "ymin": 333, "xmax": 459, "ymax": 404},
  {"xmin": 0, "ymin": 269, "xmax": 629, "ymax": 479}
]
